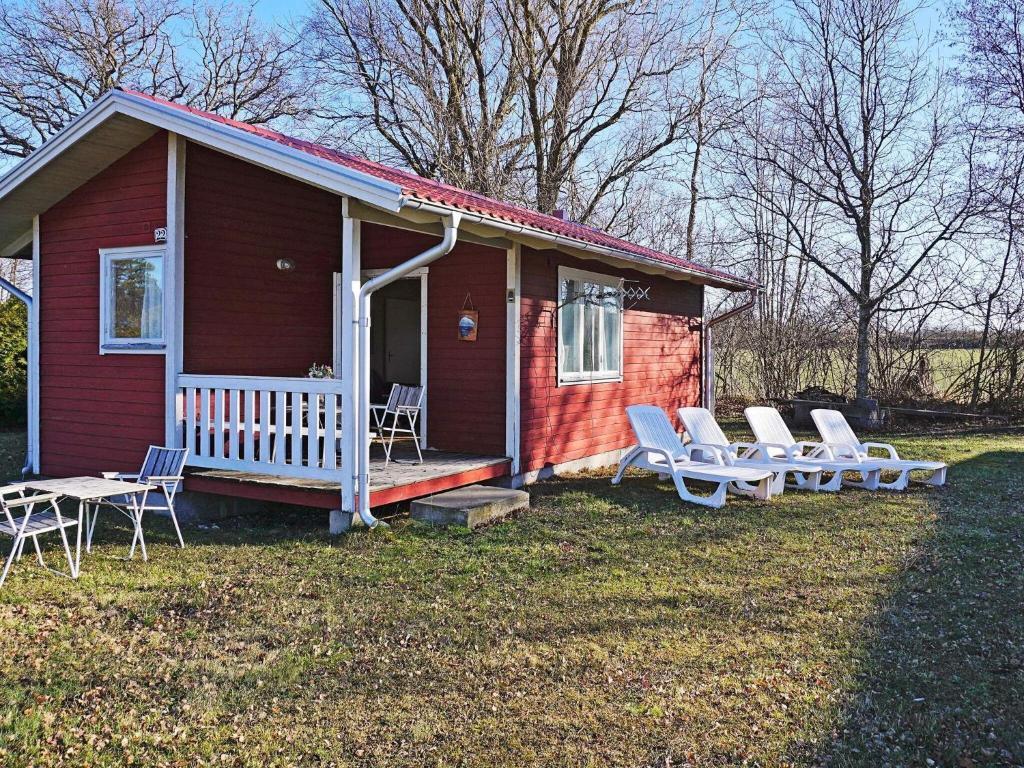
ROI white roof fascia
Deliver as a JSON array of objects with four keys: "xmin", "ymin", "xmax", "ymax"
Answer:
[{"xmin": 0, "ymin": 90, "xmax": 405, "ymax": 213}]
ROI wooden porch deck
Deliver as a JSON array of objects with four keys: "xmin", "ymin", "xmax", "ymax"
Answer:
[{"xmin": 184, "ymin": 446, "xmax": 512, "ymax": 509}]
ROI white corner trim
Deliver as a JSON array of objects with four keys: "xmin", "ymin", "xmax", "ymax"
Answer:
[
  {"xmin": 506, "ymin": 244, "xmax": 521, "ymax": 475},
  {"xmin": 30, "ymin": 215, "xmax": 40, "ymax": 473}
]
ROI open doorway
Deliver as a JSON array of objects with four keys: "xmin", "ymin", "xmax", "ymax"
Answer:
[{"xmin": 363, "ymin": 270, "xmax": 427, "ymax": 446}]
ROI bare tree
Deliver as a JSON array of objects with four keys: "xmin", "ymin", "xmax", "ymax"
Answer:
[
  {"xmin": 715, "ymin": 79, "xmax": 851, "ymax": 400},
  {"xmin": 0, "ymin": 258, "xmax": 31, "ymax": 295},
  {"xmin": 953, "ymin": 0, "xmax": 1024, "ymax": 145},
  {"xmin": 745, "ymin": 0, "xmax": 986, "ymax": 400},
  {"xmin": 509, "ymin": 1, "xmax": 696, "ymax": 218},
  {"xmin": 306, "ymin": 0, "xmax": 724, "ymax": 223},
  {"xmin": 679, "ymin": 0, "xmax": 755, "ymax": 263},
  {"xmin": 952, "ymin": 0, "xmax": 1024, "ymax": 407},
  {"xmin": 0, "ymin": 0, "xmax": 309, "ymax": 158},
  {"xmin": 306, "ymin": 0, "xmax": 527, "ymax": 200}
]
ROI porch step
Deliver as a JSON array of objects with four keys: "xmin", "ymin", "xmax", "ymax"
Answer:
[{"xmin": 410, "ymin": 485, "xmax": 530, "ymax": 529}]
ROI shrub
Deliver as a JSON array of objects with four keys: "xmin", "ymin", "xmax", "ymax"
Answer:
[{"xmin": 0, "ymin": 299, "xmax": 27, "ymax": 427}]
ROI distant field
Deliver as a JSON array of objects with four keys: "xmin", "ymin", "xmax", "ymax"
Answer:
[{"xmin": 721, "ymin": 347, "xmax": 978, "ymax": 401}]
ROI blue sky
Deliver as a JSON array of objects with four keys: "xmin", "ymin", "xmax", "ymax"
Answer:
[{"xmin": 251, "ymin": 0, "xmax": 312, "ymax": 24}]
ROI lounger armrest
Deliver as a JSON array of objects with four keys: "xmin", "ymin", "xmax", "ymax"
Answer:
[
  {"xmin": 747, "ymin": 441, "xmax": 796, "ymax": 459},
  {"xmin": 146, "ymin": 475, "xmax": 184, "ymax": 484},
  {"xmin": 795, "ymin": 441, "xmax": 836, "ymax": 460},
  {"xmin": 824, "ymin": 442, "xmax": 863, "ymax": 461},
  {"xmin": 729, "ymin": 441, "xmax": 769, "ymax": 460},
  {"xmin": 861, "ymin": 441, "xmax": 899, "ymax": 459},
  {"xmin": 641, "ymin": 446, "xmax": 681, "ymax": 471},
  {"xmin": 684, "ymin": 443, "xmax": 731, "ymax": 466}
]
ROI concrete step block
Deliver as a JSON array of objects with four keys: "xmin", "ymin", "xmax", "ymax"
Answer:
[{"xmin": 410, "ymin": 485, "xmax": 530, "ymax": 529}]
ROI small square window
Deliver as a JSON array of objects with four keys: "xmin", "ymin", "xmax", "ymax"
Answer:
[
  {"xmin": 99, "ymin": 246, "xmax": 166, "ymax": 353},
  {"xmin": 557, "ymin": 267, "xmax": 623, "ymax": 384}
]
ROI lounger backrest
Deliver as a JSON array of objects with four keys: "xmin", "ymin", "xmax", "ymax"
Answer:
[
  {"xmin": 744, "ymin": 407, "xmax": 796, "ymax": 458},
  {"xmin": 810, "ymin": 409, "xmax": 862, "ymax": 450},
  {"xmin": 384, "ymin": 383, "xmax": 424, "ymax": 413},
  {"xmin": 625, "ymin": 405, "xmax": 687, "ymax": 461},
  {"xmin": 139, "ymin": 446, "xmax": 189, "ymax": 481},
  {"xmin": 677, "ymin": 407, "xmax": 730, "ymax": 447}
]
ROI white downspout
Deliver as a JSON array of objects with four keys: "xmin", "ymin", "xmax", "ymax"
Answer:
[
  {"xmin": 0, "ymin": 277, "xmax": 33, "ymax": 477},
  {"xmin": 355, "ymin": 213, "xmax": 461, "ymax": 527}
]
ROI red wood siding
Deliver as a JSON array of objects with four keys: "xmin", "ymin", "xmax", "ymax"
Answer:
[
  {"xmin": 39, "ymin": 132, "xmax": 168, "ymax": 476},
  {"xmin": 361, "ymin": 224, "xmax": 507, "ymax": 455},
  {"xmin": 519, "ymin": 248, "xmax": 703, "ymax": 473},
  {"xmin": 182, "ymin": 144, "xmax": 341, "ymax": 376}
]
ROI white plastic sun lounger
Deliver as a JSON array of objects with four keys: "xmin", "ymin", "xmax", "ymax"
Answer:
[
  {"xmin": 810, "ymin": 408, "xmax": 947, "ymax": 491},
  {"xmin": 744, "ymin": 406, "xmax": 882, "ymax": 492},
  {"xmin": 613, "ymin": 405, "xmax": 774, "ymax": 508},
  {"xmin": 677, "ymin": 407, "xmax": 824, "ymax": 495}
]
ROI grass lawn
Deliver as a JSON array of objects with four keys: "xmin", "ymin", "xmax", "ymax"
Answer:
[{"xmin": 0, "ymin": 427, "xmax": 1021, "ymax": 767}]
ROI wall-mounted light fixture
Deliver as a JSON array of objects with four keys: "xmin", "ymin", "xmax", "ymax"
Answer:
[{"xmin": 276, "ymin": 258, "xmax": 296, "ymax": 272}]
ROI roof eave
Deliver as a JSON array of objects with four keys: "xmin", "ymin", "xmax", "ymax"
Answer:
[
  {"xmin": 0, "ymin": 90, "xmax": 406, "ymax": 215},
  {"xmin": 401, "ymin": 196, "xmax": 756, "ymax": 291}
]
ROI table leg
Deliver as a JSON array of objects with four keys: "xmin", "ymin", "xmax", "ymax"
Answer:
[
  {"xmin": 128, "ymin": 490, "xmax": 148, "ymax": 562},
  {"xmin": 74, "ymin": 500, "xmax": 83, "ymax": 578}
]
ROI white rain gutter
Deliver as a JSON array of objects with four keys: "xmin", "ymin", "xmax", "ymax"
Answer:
[
  {"xmin": 354, "ymin": 212, "xmax": 462, "ymax": 527},
  {"xmin": 403, "ymin": 199, "xmax": 755, "ymax": 292},
  {"xmin": 702, "ymin": 289, "xmax": 758, "ymax": 413},
  {"xmin": 0, "ymin": 277, "xmax": 32, "ymax": 477}
]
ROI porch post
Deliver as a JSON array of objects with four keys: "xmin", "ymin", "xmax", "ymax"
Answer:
[
  {"xmin": 164, "ymin": 133, "xmax": 186, "ymax": 448},
  {"xmin": 339, "ymin": 200, "xmax": 361, "ymax": 515},
  {"xmin": 505, "ymin": 243, "xmax": 521, "ymax": 476}
]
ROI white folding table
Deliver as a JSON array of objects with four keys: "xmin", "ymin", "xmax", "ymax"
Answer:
[{"xmin": 25, "ymin": 477, "xmax": 156, "ymax": 571}]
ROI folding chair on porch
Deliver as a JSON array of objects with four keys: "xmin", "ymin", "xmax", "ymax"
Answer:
[
  {"xmin": 88, "ymin": 446, "xmax": 189, "ymax": 551},
  {"xmin": 0, "ymin": 485, "xmax": 77, "ymax": 588},
  {"xmin": 370, "ymin": 384, "xmax": 424, "ymax": 465}
]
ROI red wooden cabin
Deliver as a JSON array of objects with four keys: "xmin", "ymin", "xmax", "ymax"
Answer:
[{"xmin": 0, "ymin": 90, "xmax": 753, "ymax": 526}]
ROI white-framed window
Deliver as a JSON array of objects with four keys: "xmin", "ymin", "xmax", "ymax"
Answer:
[
  {"xmin": 99, "ymin": 245, "xmax": 166, "ymax": 353},
  {"xmin": 557, "ymin": 266, "xmax": 623, "ymax": 385}
]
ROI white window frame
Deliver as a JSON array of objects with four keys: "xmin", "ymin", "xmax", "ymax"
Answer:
[
  {"xmin": 557, "ymin": 265, "xmax": 624, "ymax": 385},
  {"xmin": 99, "ymin": 244, "xmax": 167, "ymax": 354}
]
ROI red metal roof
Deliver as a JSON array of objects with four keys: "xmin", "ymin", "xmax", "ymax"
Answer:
[{"xmin": 123, "ymin": 90, "xmax": 753, "ymax": 289}]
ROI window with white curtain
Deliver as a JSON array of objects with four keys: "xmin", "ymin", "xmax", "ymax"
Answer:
[
  {"xmin": 557, "ymin": 266, "xmax": 623, "ymax": 384},
  {"xmin": 99, "ymin": 246, "xmax": 166, "ymax": 352}
]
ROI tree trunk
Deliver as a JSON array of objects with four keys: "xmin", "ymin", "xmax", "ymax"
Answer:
[
  {"xmin": 685, "ymin": 79, "xmax": 707, "ymax": 264},
  {"xmin": 854, "ymin": 302, "xmax": 872, "ymax": 399}
]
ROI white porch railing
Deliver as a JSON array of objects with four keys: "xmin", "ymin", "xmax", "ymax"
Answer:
[{"xmin": 177, "ymin": 374, "xmax": 345, "ymax": 480}]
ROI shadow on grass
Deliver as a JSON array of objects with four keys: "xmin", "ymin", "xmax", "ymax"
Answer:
[{"xmin": 815, "ymin": 448, "xmax": 1024, "ymax": 767}]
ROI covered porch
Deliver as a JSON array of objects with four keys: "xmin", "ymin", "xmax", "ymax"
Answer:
[
  {"xmin": 166, "ymin": 145, "xmax": 515, "ymax": 516},
  {"xmin": 173, "ymin": 365, "xmax": 511, "ymax": 511}
]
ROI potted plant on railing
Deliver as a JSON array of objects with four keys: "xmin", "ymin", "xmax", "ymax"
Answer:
[{"xmin": 307, "ymin": 363, "xmax": 334, "ymax": 379}]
